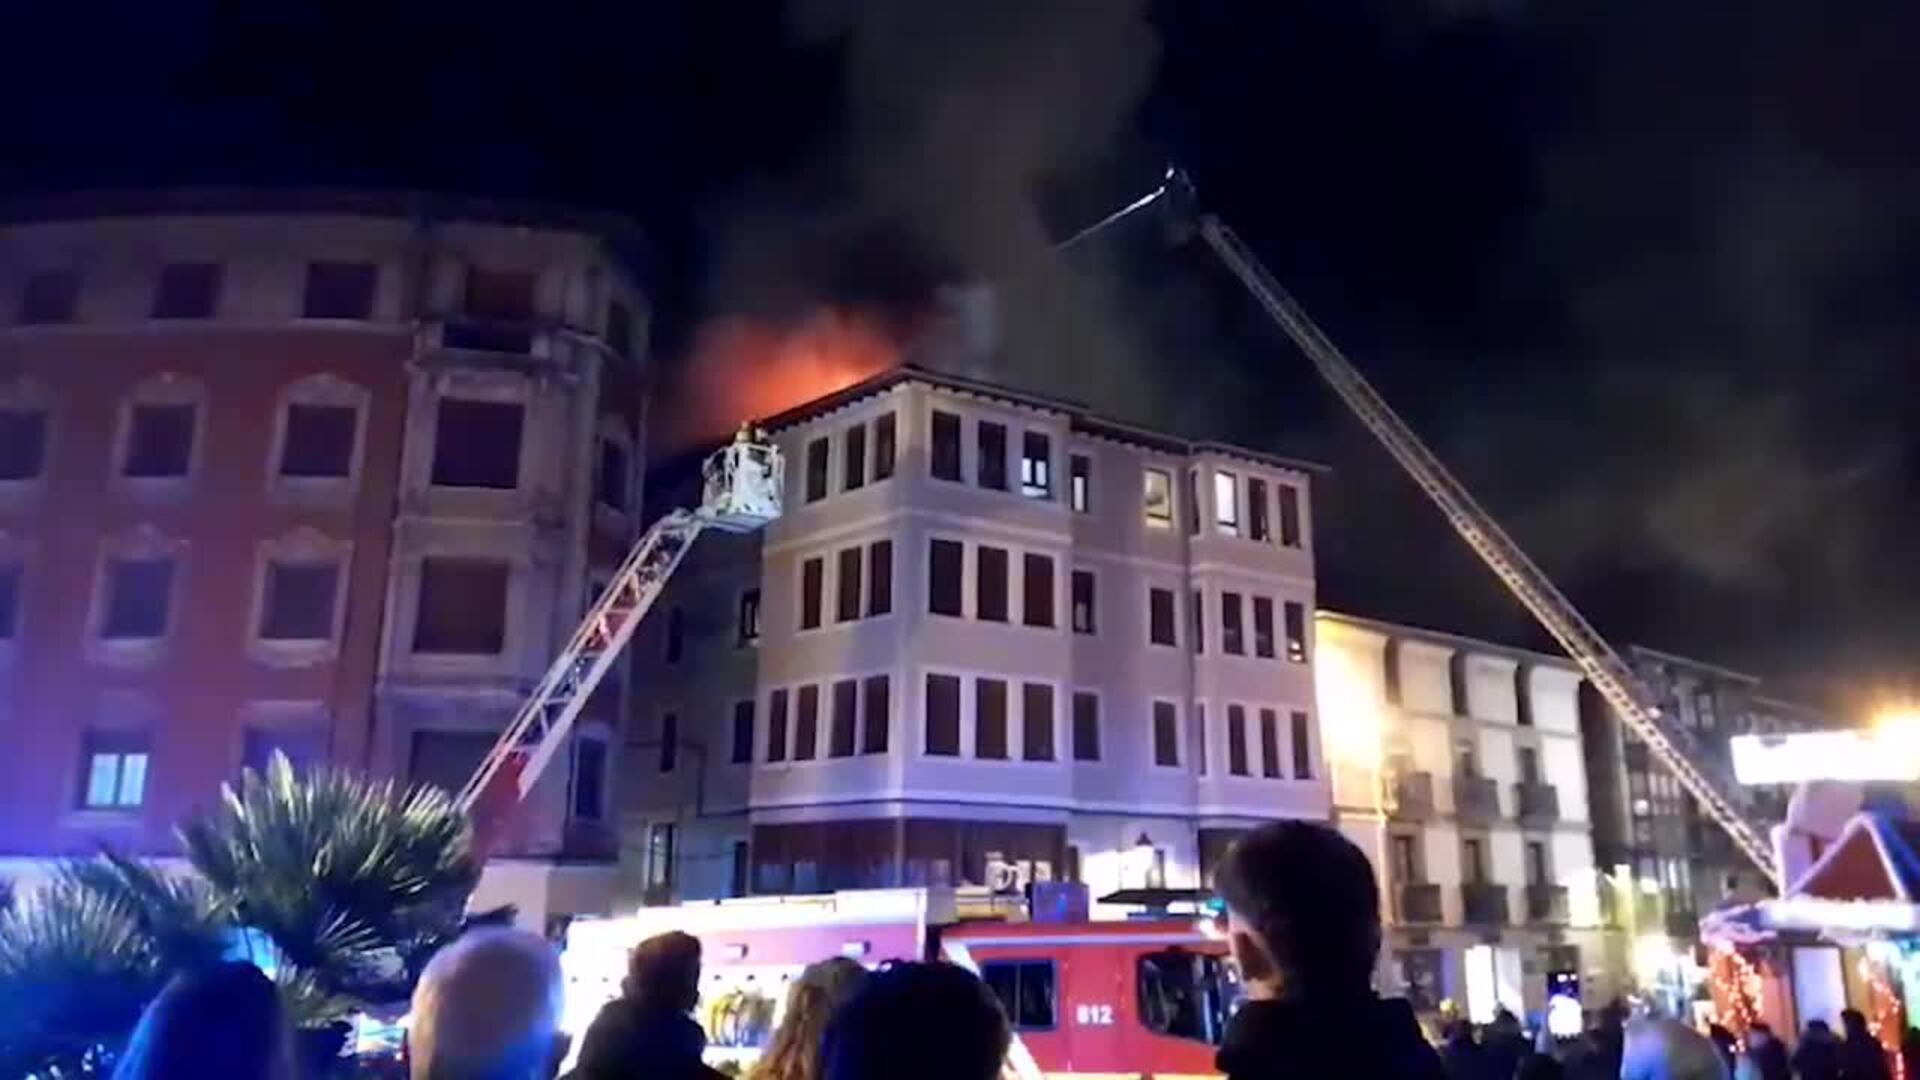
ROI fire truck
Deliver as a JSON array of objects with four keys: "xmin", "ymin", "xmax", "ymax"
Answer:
[{"xmin": 554, "ymin": 885, "xmax": 1237, "ymax": 1080}]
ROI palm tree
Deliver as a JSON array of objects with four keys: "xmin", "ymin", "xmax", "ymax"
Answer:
[
  {"xmin": 178, "ymin": 753, "xmax": 482, "ymax": 1008},
  {"xmin": 0, "ymin": 855, "xmax": 226, "ymax": 1077}
]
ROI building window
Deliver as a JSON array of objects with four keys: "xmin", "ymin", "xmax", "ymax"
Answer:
[
  {"xmin": 1462, "ymin": 837, "xmax": 1487, "ymax": 884},
  {"xmin": 431, "ymin": 398, "xmax": 522, "ymax": 489},
  {"xmin": 1694, "ymin": 690, "xmax": 1718, "ymax": 732},
  {"xmin": 1284, "ymin": 601, "xmax": 1307, "ymax": 663},
  {"xmin": 241, "ymin": 723, "xmax": 326, "ymax": 776},
  {"xmin": 596, "ymin": 438, "xmax": 630, "ymax": 511},
  {"xmin": 1220, "ymin": 592, "xmax": 1246, "ymax": 656},
  {"xmin": 976, "ymin": 678, "xmax": 1009, "ymax": 760},
  {"xmin": 659, "ymin": 713, "xmax": 679, "ymax": 772},
  {"xmin": 80, "ymin": 732, "xmax": 149, "ymax": 809},
  {"xmin": 1072, "ymin": 693, "xmax": 1100, "ymax": 762},
  {"xmin": 279, "ymin": 402, "xmax": 357, "ymax": 480},
  {"xmin": 767, "ymin": 689, "xmax": 790, "ymax": 763},
  {"xmin": 258, "ymin": 560, "xmax": 340, "ymax": 642},
  {"xmin": 731, "ymin": 700, "xmax": 756, "ymax": 764},
  {"xmin": 1252, "ymin": 596, "xmax": 1276, "ymax": 659},
  {"xmin": 1070, "ymin": 571, "xmax": 1096, "ymax": 635},
  {"xmin": 151, "ymin": 262, "xmax": 220, "ymax": 319},
  {"xmin": 17, "ymin": 269, "xmax": 78, "ymax": 324},
  {"xmin": 572, "ymin": 737, "xmax": 607, "ymax": 820},
  {"xmin": 836, "ymin": 547, "xmax": 863, "ymax": 623},
  {"xmin": 413, "ymin": 558, "xmax": 508, "ymax": 654},
  {"xmin": 928, "ymin": 540, "xmax": 963, "ymax": 617},
  {"xmin": 1278, "ymin": 485, "xmax": 1303, "ymax": 547},
  {"xmin": 100, "ymin": 556, "xmax": 174, "ymax": 641},
  {"xmin": 1518, "ymin": 746, "xmax": 1541, "ymax": 786},
  {"xmin": 1213, "ymin": 470, "xmax": 1240, "ymax": 535},
  {"xmin": 1021, "ymin": 432, "xmax": 1052, "ymax": 498},
  {"xmin": 1022, "ymin": 553, "xmax": 1054, "ymax": 628},
  {"xmin": 1260, "ymin": 709, "xmax": 1282, "ymax": 779},
  {"xmin": 738, "ymin": 589, "xmax": 762, "ymax": 645},
  {"xmin": 1152, "ymin": 701, "xmax": 1180, "ymax": 767},
  {"xmin": 1291, "ymin": 711, "xmax": 1313, "ymax": 779},
  {"xmin": 1069, "ymin": 454, "xmax": 1091, "ymax": 512},
  {"xmin": 1022, "ymin": 683, "xmax": 1055, "ymax": 762},
  {"xmin": 1148, "ymin": 587, "xmax": 1176, "ymax": 647},
  {"xmin": 982, "ymin": 961, "xmax": 1056, "ymax": 1030},
  {"xmin": 1142, "ymin": 468, "xmax": 1173, "ymax": 528},
  {"xmin": 1247, "ymin": 478, "xmax": 1270, "ymax": 541},
  {"xmin": 1384, "ymin": 642, "xmax": 1403, "ymax": 704},
  {"xmin": 123, "ymin": 402, "xmax": 197, "ymax": 479},
  {"xmin": 1192, "ymin": 590, "xmax": 1205, "ymax": 653},
  {"xmin": 831, "ymin": 679, "xmax": 859, "ymax": 757},
  {"xmin": 463, "ymin": 267, "xmax": 535, "ymax": 321},
  {"xmin": 930, "ymin": 410, "xmax": 962, "ymax": 481},
  {"xmin": 1195, "ymin": 703, "xmax": 1208, "ymax": 777},
  {"xmin": 301, "ymin": 261, "xmax": 377, "ymax": 320},
  {"xmin": 793, "ymin": 686, "xmax": 819, "ymax": 760},
  {"xmin": 1227, "ymin": 705, "xmax": 1249, "ymax": 776},
  {"xmin": 799, "ymin": 557, "xmax": 824, "ymax": 630},
  {"xmin": 977, "ymin": 421, "xmax": 1008, "ymax": 491},
  {"xmin": 1392, "ymin": 835, "xmax": 1421, "ymax": 883},
  {"xmin": 0, "ymin": 563, "xmax": 20, "ymax": 640},
  {"xmin": 873, "ymin": 412, "xmax": 897, "ymax": 481},
  {"xmin": 665, "ymin": 607, "xmax": 685, "ymax": 663},
  {"xmin": 645, "ymin": 823, "xmax": 676, "ymax": 890},
  {"xmin": 1526, "ymin": 840, "xmax": 1549, "ymax": 886},
  {"xmin": 862, "ymin": 674, "xmax": 890, "ymax": 754},
  {"xmin": 0, "ymin": 406, "xmax": 47, "ymax": 481},
  {"xmin": 977, "ymin": 546, "xmax": 1009, "ymax": 623},
  {"xmin": 844, "ymin": 424, "xmax": 868, "ymax": 491},
  {"xmin": 804, "ymin": 437, "xmax": 830, "ymax": 503},
  {"xmin": 605, "ymin": 300, "xmax": 634, "ymax": 358},
  {"xmin": 866, "ymin": 540, "xmax": 892, "ymax": 616},
  {"xmin": 926, "ymin": 673, "xmax": 961, "ymax": 757}
]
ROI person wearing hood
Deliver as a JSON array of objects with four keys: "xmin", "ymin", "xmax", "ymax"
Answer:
[{"xmin": 1211, "ymin": 821, "xmax": 1446, "ymax": 1080}]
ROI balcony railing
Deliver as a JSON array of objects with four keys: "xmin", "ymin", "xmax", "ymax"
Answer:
[
  {"xmin": 1396, "ymin": 883, "xmax": 1443, "ymax": 924},
  {"xmin": 1516, "ymin": 782, "xmax": 1560, "ymax": 826},
  {"xmin": 1462, "ymin": 883, "xmax": 1509, "ymax": 926},
  {"xmin": 1389, "ymin": 771, "xmax": 1436, "ymax": 822},
  {"xmin": 1525, "ymin": 884, "xmax": 1569, "ymax": 924},
  {"xmin": 1454, "ymin": 776, "xmax": 1500, "ymax": 825}
]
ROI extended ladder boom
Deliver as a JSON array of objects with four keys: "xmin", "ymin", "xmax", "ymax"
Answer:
[
  {"xmin": 456, "ymin": 431, "xmax": 784, "ymax": 817},
  {"xmin": 1195, "ymin": 215, "xmax": 1779, "ymax": 887}
]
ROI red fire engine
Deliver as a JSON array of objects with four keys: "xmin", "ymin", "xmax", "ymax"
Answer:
[{"xmin": 555, "ymin": 885, "xmax": 1237, "ymax": 1080}]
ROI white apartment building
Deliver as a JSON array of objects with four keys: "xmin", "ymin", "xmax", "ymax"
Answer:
[
  {"xmin": 621, "ymin": 366, "xmax": 1329, "ymax": 909},
  {"xmin": 1315, "ymin": 612, "xmax": 1625, "ymax": 1016}
]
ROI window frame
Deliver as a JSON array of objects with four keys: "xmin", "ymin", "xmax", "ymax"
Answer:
[
  {"xmin": 248, "ymin": 529, "xmax": 352, "ymax": 667},
  {"xmin": 299, "ymin": 261, "xmax": 379, "ymax": 321},
  {"xmin": 150, "ymin": 261, "xmax": 222, "ymax": 320},
  {"xmin": 730, "ymin": 699, "xmax": 757, "ymax": 765},
  {"xmin": 16, "ymin": 268, "xmax": 79, "ymax": 325},
  {"xmin": 804, "ymin": 436, "xmax": 831, "ymax": 503},
  {"xmin": 1151, "ymin": 699, "xmax": 1182, "ymax": 769},
  {"xmin": 927, "ymin": 538, "xmax": 965, "ymax": 618},
  {"xmin": 930, "ymin": 410, "xmax": 963, "ymax": 482},
  {"xmin": 1142, "ymin": 467, "xmax": 1174, "ymax": 528},
  {"xmin": 981, "ymin": 959, "xmax": 1059, "ymax": 1032},
  {"xmin": 1070, "ymin": 569, "xmax": 1096, "ymax": 635},
  {"xmin": 1147, "ymin": 586, "xmax": 1177, "ymax": 648},
  {"xmin": 1068, "ymin": 453, "xmax": 1091, "ymax": 513},
  {"xmin": 410, "ymin": 555, "xmax": 512, "ymax": 658},
  {"xmin": 268, "ymin": 375, "xmax": 368, "ymax": 500},
  {"xmin": 1071, "ymin": 690, "xmax": 1102, "ymax": 763},
  {"xmin": 88, "ymin": 532, "xmax": 185, "ymax": 667},
  {"xmin": 571, "ymin": 732, "xmax": 609, "ymax": 821},
  {"xmin": 0, "ymin": 378, "xmax": 53, "ymax": 496},
  {"xmin": 977, "ymin": 420, "xmax": 1009, "ymax": 491},
  {"xmin": 114, "ymin": 376, "xmax": 205, "ymax": 490},
  {"xmin": 78, "ymin": 730, "xmax": 152, "ymax": 812},
  {"xmin": 1212, "ymin": 469, "xmax": 1240, "ymax": 535},
  {"xmin": 429, "ymin": 394, "xmax": 525, "ymax": 491},
  {"xmin": 1019, "ymin": 430, "xmax": 1052, "ymax": 499}
]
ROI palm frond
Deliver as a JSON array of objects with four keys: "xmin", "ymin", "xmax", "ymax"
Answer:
[
  {"xmin": 55, "ymin": 851, "xmax": 229, "ymax": 971},
  {"xmin": 178, "ymin": 752, "xmax": 480, "ymax": 1005},
  {"xmin": 0, "ymin": 877, "xmax": 170, "ymax": 1076}
]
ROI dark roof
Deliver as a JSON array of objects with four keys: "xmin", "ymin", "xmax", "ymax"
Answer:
[
  {"xmin": 761, "ymin": 363, "xmax": 1328, "ymax": 476},
  {"xmin": 0, "ymin": 186, "xmax": 651, "ymax": 273}
]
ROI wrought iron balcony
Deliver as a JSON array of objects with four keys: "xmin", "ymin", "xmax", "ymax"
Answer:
[
  {"xmin": 1454, "ymin": 776, "xmax": 1500, "ymax": 825},
  {"xmin": 1516, "ymin": 782, "xmax": 1560, "ymax": 826},
  {"xmin": 1525, "ymin": 884, "xmax": 1569, "ymax": 924},
  {"xmin": 1461, "ymin": 883, "xmax": 1509, "ymax": 926},
  {"xmin": 1396, "ymin": 883, "xmax": 1443, "ymax": 924},
  {"xmin": 1389, "ymin": 771, "xmax": 1436, "ymax": 822}
]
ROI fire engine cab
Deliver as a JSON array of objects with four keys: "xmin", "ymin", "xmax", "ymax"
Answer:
[{"xmin": 555, "ymin": 885, "xmax": 1239, "ymax": 1079}]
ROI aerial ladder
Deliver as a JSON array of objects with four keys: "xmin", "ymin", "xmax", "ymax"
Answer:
[
  {"xmin": 1094, "ymin": 171, "xmax": 1780, "ymax": 888},
  {"xmin": 453, "ymin": 430, "xmax": 784, "ymax": 842}
]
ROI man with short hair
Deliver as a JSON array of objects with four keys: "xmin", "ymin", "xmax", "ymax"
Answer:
[
  {"xmin": 409, "ymin": 928, "xmax": 567, "ymax": 1080},
  {"xmin": 1212, "ymin": 821, "xmax": 1445, "ymax": 1079},
  {"xmin": 822, "ymin": 961, "xmax": 1010, "ymax": 1080}
]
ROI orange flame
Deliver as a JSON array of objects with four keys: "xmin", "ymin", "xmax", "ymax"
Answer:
[{"xmin": 664, "ymin": 310, "xmax": 904, "ymax": 448}]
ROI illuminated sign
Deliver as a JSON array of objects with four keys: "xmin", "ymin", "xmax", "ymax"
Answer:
[{"xmin": 1729, "ymin": 730, "xmax": 1920, "ymax": 785}]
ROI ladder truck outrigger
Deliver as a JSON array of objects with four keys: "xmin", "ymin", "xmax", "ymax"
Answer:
[
  {"xmin": 1144, "ymin": 169, "xmax": 1780, "ymax": 889},
  {"xmin": 453, "ymin": 427, "xmax": 784, "ymax": 845}
]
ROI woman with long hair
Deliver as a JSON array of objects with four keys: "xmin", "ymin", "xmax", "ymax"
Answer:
[{"xmin": 751, "ymin": 958, "xmax": 869, "ymax": 1080}]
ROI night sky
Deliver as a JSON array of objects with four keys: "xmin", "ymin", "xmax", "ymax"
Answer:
[{"xmin": 5, "ymin": 1, "xmax": 1916, "ymax": 709}]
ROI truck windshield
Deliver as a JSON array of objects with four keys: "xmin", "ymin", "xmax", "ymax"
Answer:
[{"xmin": 1137, "ymin": 949, "xmax": 1239, "ymax": 1045}]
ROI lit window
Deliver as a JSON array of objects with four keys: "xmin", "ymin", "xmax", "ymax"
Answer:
[
  {"xmin": 1069, "ymin": 454, "xmax": 1091, "ymax": 513},
  {"xmin": 1213, "ymin": 470, "xmax": 1240, "ymax": 535},
  {"xmin": 1143, "ymin": 469, "xmax": 1173, "ymax": 528},
  {"xmin": 80, "ymin": 732, "xmax": 149, "ymax": 809},
  {"xmin": 1020, "ymin": 432, "xmax": 1052, "ymax": 499}
]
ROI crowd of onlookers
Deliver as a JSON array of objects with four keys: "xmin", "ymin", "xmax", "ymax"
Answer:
[{"xmin": 98, "ymin": 820, "xmax": 1920, "ymax": 1080}]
